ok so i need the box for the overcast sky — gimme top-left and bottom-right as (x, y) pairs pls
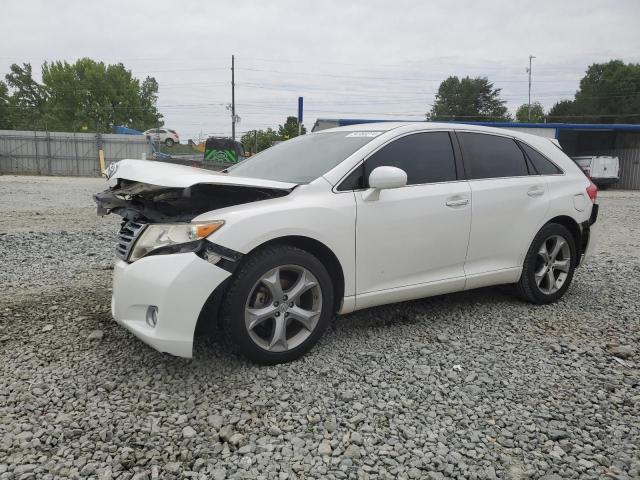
(2, 0), (640, 139)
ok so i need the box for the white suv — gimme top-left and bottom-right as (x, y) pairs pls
(144, 128), (180, 147)
(96, 123), (599, 364)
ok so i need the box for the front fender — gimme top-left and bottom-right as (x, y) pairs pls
(197, 185), (357, 297)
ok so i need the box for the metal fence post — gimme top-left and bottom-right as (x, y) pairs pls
(96, 132), (104, 177)
(45, 131), (52, 175)
(33, 131), (40, 175)
(74, 133), (80, 176)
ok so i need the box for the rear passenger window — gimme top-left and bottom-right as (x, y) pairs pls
(458, 133), (528, 179)
(364, 132), (457, 186)
(519, 142), (562, 175)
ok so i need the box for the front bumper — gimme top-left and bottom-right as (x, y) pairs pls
(111, 252), (230, 358)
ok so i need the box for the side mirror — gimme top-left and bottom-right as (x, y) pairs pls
(364, 166), (407, 200)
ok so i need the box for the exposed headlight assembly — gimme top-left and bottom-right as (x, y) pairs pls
(129, 222), (224, 262)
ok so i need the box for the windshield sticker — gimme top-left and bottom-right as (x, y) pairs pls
(345, 131), (383, 138)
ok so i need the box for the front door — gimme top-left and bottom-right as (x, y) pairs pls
(353, 131), (471, 305)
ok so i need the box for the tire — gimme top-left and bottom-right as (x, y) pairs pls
(164, 138), (175, 147)
(221, 245), (334, 364)
(515, 223), (577, 304)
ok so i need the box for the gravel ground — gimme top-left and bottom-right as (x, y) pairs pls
(0, 175), (638, 480)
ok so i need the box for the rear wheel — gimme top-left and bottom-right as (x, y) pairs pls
(222, 245), (334, 364)
(515, 223), (577, 304)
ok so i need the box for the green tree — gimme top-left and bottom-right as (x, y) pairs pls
(516, 102), (546, 122)
(4, 58), (163, 132)
(547, 100), (575, 123)
(40, 58), (163, 132)
(139, 77), (162, 130)
(548, 60), (640, 123)
(241, 117), (307, 154)
(241, 128), (279, 154)
(4, 63), (47, 129)
(428, 76), (511, 122)
(0, 81), (12, 129)
(277, 116), (306, 140)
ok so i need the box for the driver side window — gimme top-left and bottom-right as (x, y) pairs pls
(337, 131), (458, 191)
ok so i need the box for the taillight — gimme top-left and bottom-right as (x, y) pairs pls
(586, 181), (598, 203)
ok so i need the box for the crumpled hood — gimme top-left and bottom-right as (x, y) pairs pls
(96, 159), (296, 223)
(106, 159), (297, 190)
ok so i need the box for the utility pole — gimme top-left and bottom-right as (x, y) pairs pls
(297, 96), (303, 136)
(527, 55), (536, 121)
(231, 54), (236, 142)
(253, 129), (258, 154)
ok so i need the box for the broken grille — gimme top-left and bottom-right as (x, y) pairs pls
(116, 220), (146, 261)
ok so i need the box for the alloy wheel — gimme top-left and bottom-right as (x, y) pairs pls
(534, 235), (571, 295)
(244, 265), (322, 352)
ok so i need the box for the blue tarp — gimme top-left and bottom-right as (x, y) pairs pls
(114, 126), (143, 135)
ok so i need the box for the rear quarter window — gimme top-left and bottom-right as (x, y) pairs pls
(519, 142), (563, 175)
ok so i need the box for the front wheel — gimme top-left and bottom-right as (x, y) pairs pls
(221, 245), (334, 364)
(515, 223), (577, 304)
(164, 138), (175, 147)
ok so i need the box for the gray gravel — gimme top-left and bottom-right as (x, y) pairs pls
(1, 175), (639, 479)
(0, 176), (118, 298)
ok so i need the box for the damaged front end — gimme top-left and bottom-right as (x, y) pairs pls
(96, 159), (299, 359)
(94, 159), (296, 263)
(94, 178), (291, 223)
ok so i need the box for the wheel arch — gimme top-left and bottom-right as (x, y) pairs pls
(196, 235), (346, 335)
(254, 235), (345, 314)
(544, 215), (583, 258)
(518, 215), (584, 273)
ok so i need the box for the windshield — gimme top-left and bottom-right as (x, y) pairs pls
(227, 132), (381, 183)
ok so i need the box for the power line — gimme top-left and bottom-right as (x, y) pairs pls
(238, 66), (585, 84)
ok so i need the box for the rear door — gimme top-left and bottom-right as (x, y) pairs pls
(591, 157), (606, 178)
(457, 132), (550, 281)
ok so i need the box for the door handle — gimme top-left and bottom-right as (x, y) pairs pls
(527, 186), (545, 197)
(445, 197), (469, 207)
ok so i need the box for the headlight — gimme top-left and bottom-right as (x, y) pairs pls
(129, 221), (224, 262)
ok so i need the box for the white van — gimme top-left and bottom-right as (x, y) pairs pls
(572, 156), (620, 189)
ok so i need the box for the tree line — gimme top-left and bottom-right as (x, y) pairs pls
(0, 58), (162, 132)
(240, 116), (306, 154)
(0, 58), (638, 139)
(428, 60), (640, 124)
